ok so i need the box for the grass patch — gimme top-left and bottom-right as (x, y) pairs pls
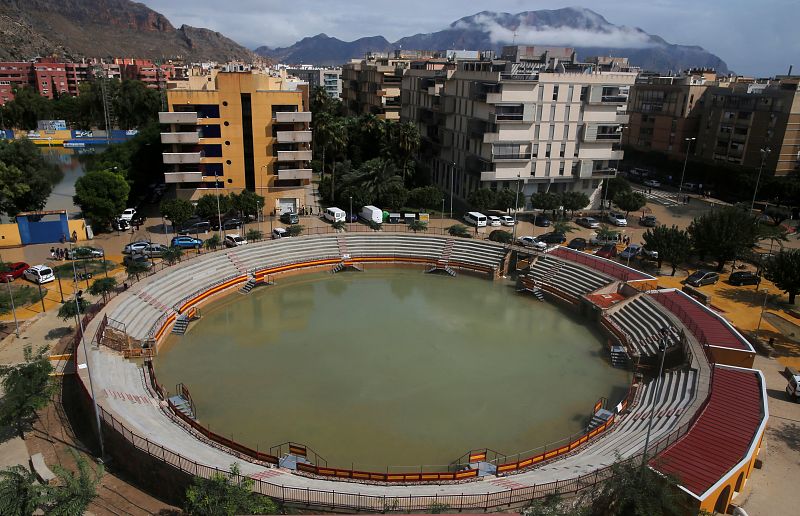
(0, 283), (46, 312)
(52, 259), (116, 278)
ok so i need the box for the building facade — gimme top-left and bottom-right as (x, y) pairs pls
(342, 55), (410, 120)
(402, 46), (635, 208)
(286, 67), (342, 99)
(159, 72), (312, 214)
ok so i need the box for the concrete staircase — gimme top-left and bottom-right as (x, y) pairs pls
(426, 238), (457, 276)
(610, 345), (629, 368)
(518, 276), (545, 301)
(171, 314), (189, 335)
(168, 395), (195, 420)
(588, 408), (614, 430)
(239, 278), (257, 294)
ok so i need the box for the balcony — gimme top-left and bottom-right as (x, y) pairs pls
(276, 130), (312, 143)
(277, 168), (313, 180)
(492, 153), (532, 162)
(164, 171), (203, 183)
(493, 113), (526, 123)
(486, 93), (502, 104)
(274, 111), (312, 123)
(159, 111), (198, 124)
(591, 168), (618, 178)
(615, 113), (630, 124)
(160, 132), (199, 144)
(277, 150), (313, 162)
(163, 152), (202, 164)
(598, 95), (628, 104)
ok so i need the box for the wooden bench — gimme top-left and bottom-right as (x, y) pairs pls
(30, 453), (56, 484)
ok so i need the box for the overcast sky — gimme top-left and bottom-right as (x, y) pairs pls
(140, 0), (796, 77)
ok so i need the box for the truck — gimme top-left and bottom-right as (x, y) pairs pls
(360, 205), (383, 225)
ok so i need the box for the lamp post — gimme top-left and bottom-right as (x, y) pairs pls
(450, 162), (455, 219)
(750, 147), (771, 213)
(754, 289), (769, 342)
(511, 174), (521, 245)
(349, 196), (353, 231)
(4, 278), (19, 337)
(641, 327), (670, 472)
(441, 198), (445, 226)
(70, 243), (105, 459)
(259, 164), (269, 234)
(678, 137), (696, 195)
(213, 171), (223, 241)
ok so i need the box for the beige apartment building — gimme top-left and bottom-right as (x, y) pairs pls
(402, 46), (636, 208)
(342, 54), (411, 120)
(159, 72), (312, 214)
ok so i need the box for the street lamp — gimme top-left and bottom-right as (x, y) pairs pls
(511, 174), (521, 245)
(678, 137), (696, 195)
(450, 162), (455, 219)
(754, 289), (769, 342)
(4, 278), (19, 337)
(349, 196), (353, 231)
(750, 147), (771, 213)
(441, 198), (445, 225)
(213, 171), (223, 241)
(641, 327), (670, 471)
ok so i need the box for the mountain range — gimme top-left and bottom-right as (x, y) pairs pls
(256, 8), (729, 74)
(0, 0), (257, 62)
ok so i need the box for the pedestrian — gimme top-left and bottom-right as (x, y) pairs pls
(50, 247), (55, 259)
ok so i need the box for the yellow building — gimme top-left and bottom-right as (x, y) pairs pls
(159, 72), (312, 214)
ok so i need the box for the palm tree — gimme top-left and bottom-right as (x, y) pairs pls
(0, 465), (46, 516)
(408, 220), (428, 233)
(87, 277), (117, 303)
(396, 122), (420, 180)
(553, 221), (576, 235)
(327, 119), (349, 202)
(161, 246), (184, 265)
(355, 159), (403, 202)
(125, 261), (150, 281)
(448, 224), (471, 238)
(313, 112), (335, 180)
(46, 451), (103, 516)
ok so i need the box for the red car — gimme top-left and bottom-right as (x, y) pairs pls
(1, 262), (30, 282)
(595, 244), (618, 259)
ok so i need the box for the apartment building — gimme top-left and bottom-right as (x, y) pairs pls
(402, 45), (636, 207)
(342, 54), (411, 120)
(624, 73), (712, 158)
(694, 78), (800, 175)
(286, 67), (342, 99)
(159, 72), (312, 214)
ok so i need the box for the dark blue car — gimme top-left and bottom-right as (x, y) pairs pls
(171, 236), (203, 249)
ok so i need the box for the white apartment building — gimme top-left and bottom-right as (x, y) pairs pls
(402, 46), (636, 208)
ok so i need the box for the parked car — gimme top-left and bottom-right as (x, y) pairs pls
(65, 246), (104, 260)
(224, 234), (247, 248)
(486, 215), (502, 227)
(595, 244), (618, 259)
(607, 212), (628, 227)
(643, 179), (661, 188)
(280, 212), (300, 224)
(683, 182), (698, 192)
(639, 215), (657, 227)
(112, 218), (130, 231)
(178, 218), (211, 234)
(123, 241), (152, 254)
(517, 236), (547, 251)
(619, 244), (642, 260)
(728, 271), (761, 286)
(567, 238), (588, 251)
(271, 227), (288, 239)
(641, 247), (659, 261)
(140, 243), (170, 258)
(575, 217), (600, 229)
(212, 218), (243, 231)
(589, 233), (623, 246)
(1, 262), (29, 282)
(686, 270), (720, 287)
(499, 215), (516, 226)
(538, 232), (567, 244)
(533, 214), (551, 227)
(119, 208), (137, 221)
(23, 264), (55, 284)
(170, 236), (203, 249)
(123, 254), (154, 269)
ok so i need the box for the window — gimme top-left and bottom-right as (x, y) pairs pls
(536, 104), (543, 120)
(580, 86), (588, 101)
(552, 85), (559, 101)
(545, 144), (551, 158)
(559, 144), (565, 157)
(534, 124), (540, 140)
(559, 162), (565, 176)
(549, 124), (555, 139)
(550, 105), (556, 121)
(568, 85), (574, 102)
(565, 105), (571, 121)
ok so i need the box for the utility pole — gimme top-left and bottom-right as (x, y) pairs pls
(750, 148), (771, 213)
(678, 137), (696, 194)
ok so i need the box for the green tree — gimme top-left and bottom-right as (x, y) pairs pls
(529, 192), (561, 218)
(493, 188), (526, 211)
(73, 169), (131, 229)
(613, 191), (647, 217)
(112, 79), (161, 129)
(489, 229), (513, 243)
(561, 191), (590, 217)
(553, 220), (576, 235)
(196, 194), (232, 221)
(204, 234), (221, 250)
(245, 229), (263, 242)
(0, 162), (32, 217)
(160, 198), (195, 233)
(185, 463), (278, 516)
(0, 138), (61, 216)
(0, 87), (53, 129)
(448, 224), (470, 238)
(57, 297), (91, 321)
(408, 186), (443, 210)
(380, 183), (409, 211)
(642, 225), (692, 275)
(286, 224), (304, 237)
(0, 345), (54, 437)
(0, 465), (46, 516)
(688, 207), (760, 272)
(125, 261), (150, 281)
(602, 176), (632, 203)
(46, 450), (103, 516)
(231, 190), (264, 221)
(764, 250), (800, 304)
(467, 188), (496, 212)
(161, 246), (184, 265)
(395, 122), (420, 179)
(87, 277), (117, 303)
(595, 224), (620, 243)
(408, 220), (428, 233)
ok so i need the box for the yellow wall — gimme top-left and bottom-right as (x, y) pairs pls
(698, 433), (765, 513)
(67, 220), (87, 242)
(709, 347), (756, 368)
(0, 223), (22, 247)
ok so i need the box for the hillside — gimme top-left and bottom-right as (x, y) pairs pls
(0, 0), (257, 62)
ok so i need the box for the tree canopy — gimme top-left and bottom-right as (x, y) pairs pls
(0, 345), (55, 436)
(73, 169), (130, 229)
(530, 192), (561, 214)
(160, 198), (195, 229)
(0, 138), (62, 216)
(561, 191), (590, 216)
(764, 249), (800, 304)
(467, 188), (495, 212)
(642, 225), (692, 275)
(185, 463), (279, 516)
(688, 207), (760, 271)
(613, 191), (647, 216)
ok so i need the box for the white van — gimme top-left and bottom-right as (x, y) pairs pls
(464, 211), (487, 227)
(324, 207), (346, 223)
(360, 205), (383, 224)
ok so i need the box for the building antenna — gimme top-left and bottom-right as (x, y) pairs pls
(512, 29), (518, 45)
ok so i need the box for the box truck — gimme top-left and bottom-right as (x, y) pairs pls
(360, 205), (383, 224)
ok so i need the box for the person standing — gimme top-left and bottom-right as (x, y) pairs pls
(50, 247), (55, 260)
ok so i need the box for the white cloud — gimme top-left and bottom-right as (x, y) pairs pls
(454, 13), (658, 49)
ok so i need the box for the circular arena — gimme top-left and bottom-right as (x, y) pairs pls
(76, 233), (768, 514)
